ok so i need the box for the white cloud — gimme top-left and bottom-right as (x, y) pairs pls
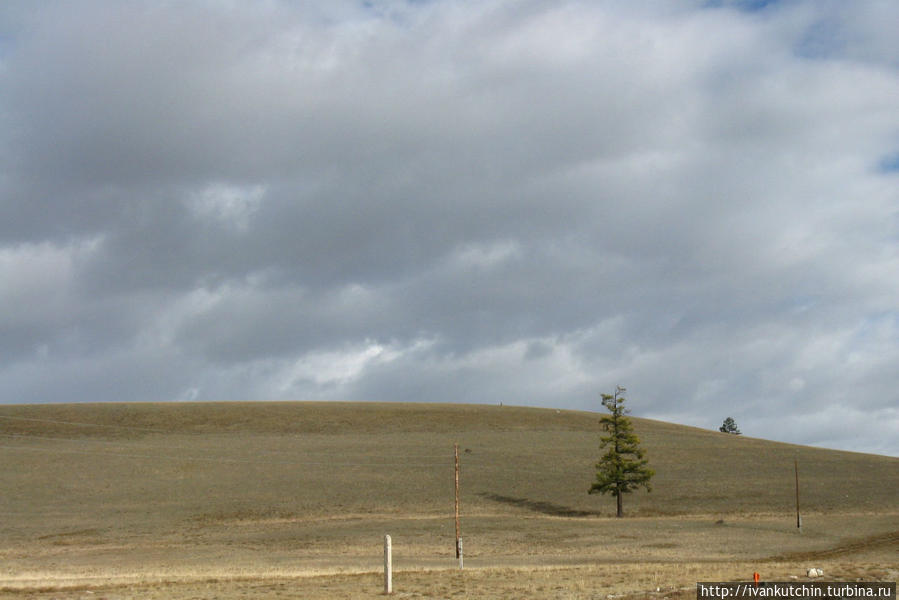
(188, 182), (267, 232)
(449, 240), (522, 271)
(0, 237), (100, 327)
(272, 338), (429, 396)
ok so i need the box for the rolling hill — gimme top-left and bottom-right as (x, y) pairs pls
(0, 402), (895, 598)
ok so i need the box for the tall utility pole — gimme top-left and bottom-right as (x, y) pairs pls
(454, 443), (462, 568)
(795, 458), (802, 532)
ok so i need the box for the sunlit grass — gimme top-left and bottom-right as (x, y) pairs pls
(0, 402), (895, 598)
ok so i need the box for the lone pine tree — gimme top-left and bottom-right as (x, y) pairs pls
(589, 386), (654, 517)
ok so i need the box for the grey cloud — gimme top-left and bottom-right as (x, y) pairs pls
(1, 0), (897, 455)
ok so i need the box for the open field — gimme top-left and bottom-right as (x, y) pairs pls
(0, 402), (896, 599)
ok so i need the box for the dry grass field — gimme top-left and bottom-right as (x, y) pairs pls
(0, 402), (896, 599)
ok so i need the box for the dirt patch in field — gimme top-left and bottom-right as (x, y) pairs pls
(770, 530), (899, 561)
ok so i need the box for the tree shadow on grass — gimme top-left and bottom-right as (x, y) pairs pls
(478, 492), (604, 518)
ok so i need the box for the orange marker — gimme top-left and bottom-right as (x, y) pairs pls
(754, 573), (760, 586)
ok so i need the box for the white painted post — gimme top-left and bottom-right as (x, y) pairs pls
(457, 537), (463, 570)
(384, 534), (393, 594)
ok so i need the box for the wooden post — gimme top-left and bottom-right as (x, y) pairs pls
(384, 534), (392, 594)
(794, 459), (802, 532)
(454, 443), (462, 569)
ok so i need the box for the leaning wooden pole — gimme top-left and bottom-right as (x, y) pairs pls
(795, 458), (802, 532)
(454, 442), (462, 568)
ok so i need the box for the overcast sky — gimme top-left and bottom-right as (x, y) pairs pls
(1, 1), (897, 456)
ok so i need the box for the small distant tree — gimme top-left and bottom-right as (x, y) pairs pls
(589, 386), (654, 518)
(719, 417), (741, 435)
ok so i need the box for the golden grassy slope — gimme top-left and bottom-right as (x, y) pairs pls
(0, 402), (895, 599)
(1, 401), (894, 517)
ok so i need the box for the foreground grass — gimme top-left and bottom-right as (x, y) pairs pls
(3, 558), (897, 600)
(0, 402), (896, 599)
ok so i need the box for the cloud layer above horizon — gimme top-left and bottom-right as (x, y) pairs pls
(1, 0), (897, 455)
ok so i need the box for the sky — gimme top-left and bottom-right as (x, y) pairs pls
(0, 0), (897, 456)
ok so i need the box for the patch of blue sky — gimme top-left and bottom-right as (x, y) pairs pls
(851, 312), (899, 347)
(878, 153), (899, 174)
(794, 18), (846, 60)
(703, 1), (848, 61)
(702, 0), (783, 12)
(733, 0), (781, 12)
(358, 0), (427, 26)
(360, 0), (434, 13)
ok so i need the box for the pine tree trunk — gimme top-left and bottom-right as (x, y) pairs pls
(616, 491), (623, 518)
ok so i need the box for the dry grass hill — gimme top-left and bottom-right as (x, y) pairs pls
(0, 402), (896, 599)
